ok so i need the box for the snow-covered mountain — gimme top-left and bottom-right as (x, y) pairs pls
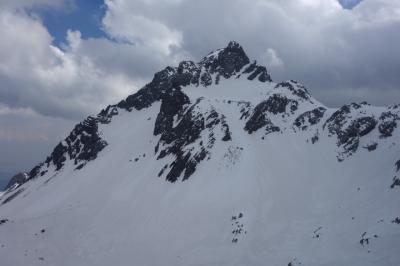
(0, 41), (399, 266)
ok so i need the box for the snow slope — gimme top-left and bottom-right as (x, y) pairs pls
(0, 42), (399, 266)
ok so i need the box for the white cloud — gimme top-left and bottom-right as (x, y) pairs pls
(351, 0), (400, 29)
(0, 104), (36, 117)
(0, 0), (193, 120)
(262, 48), (284, 68)
(102, 2), (183, 55)
(0, 9), (140, 119)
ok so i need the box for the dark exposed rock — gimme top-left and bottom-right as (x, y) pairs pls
(222, 126), (232, 141)
(392, 217), (400, 224)
(154, 88), (231, 182)
(311, 130), (319, 144)
(200, 41), (250, 79)
(263, 94), (298, 115)
(230, 212), (246, 244)
(28, 164), (43, 181)
(379, 111), (398, 138)
(244, 94), (297, 134)
(153, 87), (190, 136)
(44, 116), (108, 172)
(244, 109), (280, 134)
(40, 170), (47, 176)
(324, 104), (377, 159)
(324, 105), (352, 135)
(200, 72), (212, 87)
(349, 117), (377, 138)
(379, 121), (397, 137)
(242, 60), (256, 73)
(360, 232), (370, 246)
(118, 66), (176, 111)
(339, 117), (376, 158)
(98, 105), (119, 124)
(396, 160), (400, 172)
(75, 164), (85, 170)
(181, 149), (208, 181)
(243, 61), (272, 82)
(275, 81), (310, 100)
(313, 226), (323, 239)
(0, 219), (8, 225)
(364, 143), (378, 152)
(360, 238), (369, 246)
(2, 188), (24, 205)
(17, 115), (109, 191)
(205, 111), (232, 142)
(264, 123), (281, 135)
(250, 66), (270, 82)
(157, 164), (168, 178)
(46, 142), (68, 171)
(4, 173), (28, 190)
(68, 117), (108, 165)
(165, 152), (192, 182)
(294, 107), (326, 131)
(244, 108), (270, 134)
(116, 42), (255, 113)
(391, 176), (400, 189)
(175, 61), (201, 86)
(155, 95), (203, 149)
(238, 102), (252, 120)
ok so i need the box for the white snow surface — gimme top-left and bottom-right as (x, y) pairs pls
(0, 74), (399, 266)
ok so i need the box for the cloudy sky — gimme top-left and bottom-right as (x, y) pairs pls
(0, 0), (399, 178)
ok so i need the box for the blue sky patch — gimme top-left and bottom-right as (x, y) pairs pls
(338, 0), (363, 10)
(31, 0), (107, 46)
(29, 0), (364, 47)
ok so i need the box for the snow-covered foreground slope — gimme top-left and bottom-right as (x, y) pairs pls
(0, 42), (399, 266)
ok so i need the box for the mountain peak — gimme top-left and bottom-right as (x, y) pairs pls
(226, 40), (244, 51)
(200, 41), (250, 78)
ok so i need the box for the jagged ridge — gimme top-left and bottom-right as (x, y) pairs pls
(3, 41), (400, 191)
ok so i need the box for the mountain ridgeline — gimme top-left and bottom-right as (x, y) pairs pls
(8, 41), (399, 189)
(0, 42), (399, 266)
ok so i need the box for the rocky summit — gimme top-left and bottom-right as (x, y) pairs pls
(0, 42), (399, 266)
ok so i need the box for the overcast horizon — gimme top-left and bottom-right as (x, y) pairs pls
(1, 0), (399, 177)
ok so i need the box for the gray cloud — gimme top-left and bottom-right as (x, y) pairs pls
(0, 105), (75, 173)
(102, 0), (399, 107)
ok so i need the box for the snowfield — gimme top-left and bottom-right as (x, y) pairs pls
(0, 42), (399, 266)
